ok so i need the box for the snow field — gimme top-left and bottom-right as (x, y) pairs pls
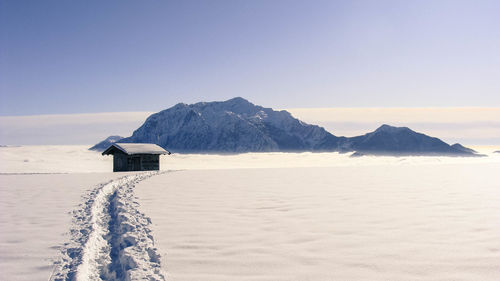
(135, 165), (500, 281)
(2, 145), (500, 174)
(50, 172), (165, 281)
(0, 173), (122, 280)
(2, 145), (500, 280)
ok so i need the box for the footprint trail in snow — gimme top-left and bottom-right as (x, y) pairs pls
(50, 171), (166, 281)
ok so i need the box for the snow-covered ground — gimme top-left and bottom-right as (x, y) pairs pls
(0, 172), (122, 280)
(0, 145), (112, 173)
(2, 145), (500, 174)
(136, 165), (500, 281)
(50, 172), (165, 281)
(1, 145), (500, 280)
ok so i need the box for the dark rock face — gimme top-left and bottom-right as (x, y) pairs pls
(94, 98), (479, 156)
(345, 124), (476, 156)
(120, 97), (342, 153)
(89, 135), (124, 152)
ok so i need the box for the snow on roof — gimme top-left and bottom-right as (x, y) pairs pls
(102, 143), (170, 155)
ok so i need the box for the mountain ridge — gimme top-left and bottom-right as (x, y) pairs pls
(91, 98), (478, 156)
(118, 97), (343, 153)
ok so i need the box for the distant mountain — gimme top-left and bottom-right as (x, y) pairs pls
(451, 143), (477, 154)
(119, 97), (343, 153)
(92, 98), (479, 157)
(89, 135), (124, 152)
(346, 124), (477, 156)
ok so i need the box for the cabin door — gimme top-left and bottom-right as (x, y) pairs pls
(132, 156), (141, 170)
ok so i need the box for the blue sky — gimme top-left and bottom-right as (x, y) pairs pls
(1, 0), (500, 115)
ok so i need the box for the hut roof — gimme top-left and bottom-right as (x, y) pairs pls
(102, 143), (170, 155)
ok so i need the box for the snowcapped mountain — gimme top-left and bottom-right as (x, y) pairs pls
(119, 97), (343, 153)
(94, 98), (478, 156)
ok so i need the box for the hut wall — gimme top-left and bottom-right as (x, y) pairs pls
(112, 153), (160, 172)
(139, 154), (160, 171)
(113, 152), (130, 172)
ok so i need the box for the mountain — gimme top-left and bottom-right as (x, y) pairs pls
(89, 135), (124, 152)
(119, 97), (343, 153)
(346, 124), (477, 156)
(92, 98), (478, 156)
(451, 143), (477, 154)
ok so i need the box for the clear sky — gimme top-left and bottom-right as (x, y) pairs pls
(1, 0), (500, 115)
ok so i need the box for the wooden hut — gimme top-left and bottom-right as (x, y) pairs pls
(102, 143), (170, 172)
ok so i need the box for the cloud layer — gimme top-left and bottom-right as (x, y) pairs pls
(288, 108), (500, 145)
(0, 112), (152, 145)
(1, 108), (499, 145)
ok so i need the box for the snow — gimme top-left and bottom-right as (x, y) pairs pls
(50, 172), (165, 281)
(104, 143), (169, 155)
(0, 145), (112, 173)
(1, 145), (500, 280)
(2, 145), (498, 174)
(0, 173), (123, 280)
(136, 166), (500, 281)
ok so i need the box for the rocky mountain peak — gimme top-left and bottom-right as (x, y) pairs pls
(92, 98), (479, 156)
(374, 124), (412, 134)
(118, 98), (341, 153)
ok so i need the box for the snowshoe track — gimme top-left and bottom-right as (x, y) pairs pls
(50, 172), (166, 281)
